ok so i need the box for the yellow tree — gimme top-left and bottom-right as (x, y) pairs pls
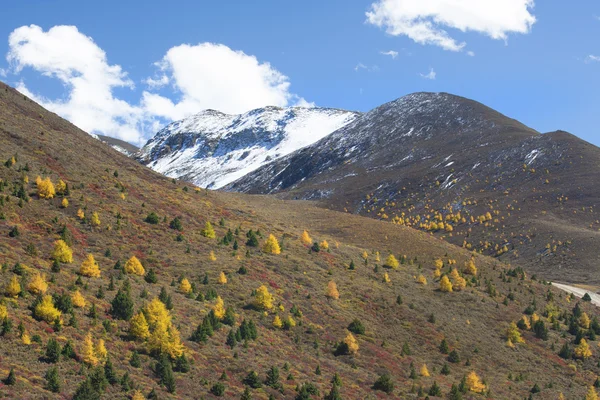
(35, 295), (61, 323)
(129, 311), (151, 340)
(327, 281), (340, 300)
(417, 275), (427, 285)
(80, 254), (101, 277)
(301, 230), (312, 245)
(144, 298), (172, 331)
(96, 339), (108, 364)
(131, 390), (145, 400)
(52, 240), (73, 263)
(506, 322), (525, 346)
(147, 323), (184, 358)
(255, 285), (274, 310)
(28, 272), (48, 295)
(72, 290), (86, 308)
(273, 315), (283, 328)
(179, 278), (192, 294)
(440, 275), (453, 292)
(201, 221), (216, 238)
(586, 386), (599, 400)
(5, 275), (21, 298)
(213, 296), (226, 319)
(320, 240), (329, 250)
(575, 338), (592, 359)
(383, 272), (391, 283)
(218, 272), (228, 285)
(344, 332), (359, 354)
(37, 177), (56, 199)
(466, 371), (486, 393)
(286, 315), (296, 328)
(0, 304), (7, 320)
(580, 312), (591, 329)
(420, 364), (430, 377)
(434, 259), (444, 269)
(263, 234), (281, 254)
(82, 332), (98, 366)
(209, 251), (217, 261)
(384, 254), (400, 269)
(450, 269), (466, 291)
(77, 209), (85, 220)
(124, 256), (145, 275)
(464, 259), (478, 276)
(90, 212), (101, 227)
(61, 198), (69, 208)
(55, 179), (67, 195)
(22, 331), (31, 345)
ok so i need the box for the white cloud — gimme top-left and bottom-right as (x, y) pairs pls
(366, 0), (536, 52)
(585, 55), (600, 63)
(4, 25), (309, 144)
(420, 67), (436, 80)
(354, 63), (379, 72)
(380, 50), (399, 59)
(141, 43), (309, 120)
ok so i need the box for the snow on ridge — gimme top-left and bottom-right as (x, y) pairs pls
(140, 106), (361, 189)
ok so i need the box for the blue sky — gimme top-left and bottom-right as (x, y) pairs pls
(1, 0), (599, 147)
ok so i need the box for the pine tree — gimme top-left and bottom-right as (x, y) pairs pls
(384, 254), (400, 269)
(80, 254), (101, 277)
(104, 358), (118, 385)
(200, 221), (216, 238)
(244, 370), (262, 388)
(45, 366), (60, 392)
(440, 275), (453, 292)
(327, 281), (340, 300)
(45, 338), (61, 363)
(28, 272), (48, 295)
(301, 230), (312, 245)
(110, 283), (134, 320)
(4, 367), (16, 385)
(130, 311), (151, 340)
(124, 256), (145, 275)
(372, 373), (394, 394)
(254, 285), (274, 310)
(155, 354), (176, 393)
(439, 338), (449, 354)
(241, 387), (253, 400)
(265, 366), (280, 388)
(262, 234), (281, 254)
(52, 239), (73, 263)
(145, 268), (158, 283)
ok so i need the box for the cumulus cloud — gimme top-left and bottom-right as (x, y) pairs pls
(366, 0), (536, 52)
(4, 25), (309, 144)
(141, 43), (309, 120)
(420, 68), (436, 80)
(380, 50), (399, 59)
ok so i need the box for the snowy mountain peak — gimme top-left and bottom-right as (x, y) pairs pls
(137, 106), (361, 189)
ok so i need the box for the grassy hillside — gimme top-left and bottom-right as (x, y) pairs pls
(1, 81), (600, 399)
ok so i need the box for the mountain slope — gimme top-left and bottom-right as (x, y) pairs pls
(136, 106), (360, 189)
(96, 134), (139, 156)
(226, 93), (600, 283)
(2, 81), (600, 399)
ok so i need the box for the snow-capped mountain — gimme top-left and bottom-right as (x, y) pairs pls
(136, 106), (360, 189)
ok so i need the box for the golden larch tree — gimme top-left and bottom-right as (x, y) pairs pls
(72, 290), (86, 308)
(82, 332), (99, 366)
(208, 251), (217, 261)
(218, 272), (228, 285)
(416, 275), (427, 285)
(144, 298), (172, 331)
(61, 198), (69, 208)
(439, 275), (453, 292)
(575, 338), (592, 359)
(77, 209), (85, 220)
(213, 296), (226, 319)
(52, 240), (73, 263)
(420, 364), (430, 377)
(384, 254), (400, 269)
(301, 230), (312, 245)
(129, 311), (151, 340)
(273, 315), (283, 329)
(466, 371), (486, 393)
(35, 295), (61, 323)
(255, 285), (274, 310)
(179, 278), (192, 294)
(327, 281), (340, 299)
(580, 312), (591, 329)
(344, 332), (359, 354)
(383, 272), (391, 283)
(464, 259), (477, 276)
(55, 179), (67, 195)
(263, 234), (281, 254)
(506, 322), (524, 346)
(586, 386), (599, 400)
(37, 177), (56, 199)
(5, 275), (21, 298)
(0, 304), (7, 320)
(80, 254), (101, 277)
(320, 240), (329, 250)
(90, 212), (101, 227)
(27, 272), (48, 295)
(124, 256), (145, 275)
(201, 221), (216, 238)
(95, 339), (107, 364)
